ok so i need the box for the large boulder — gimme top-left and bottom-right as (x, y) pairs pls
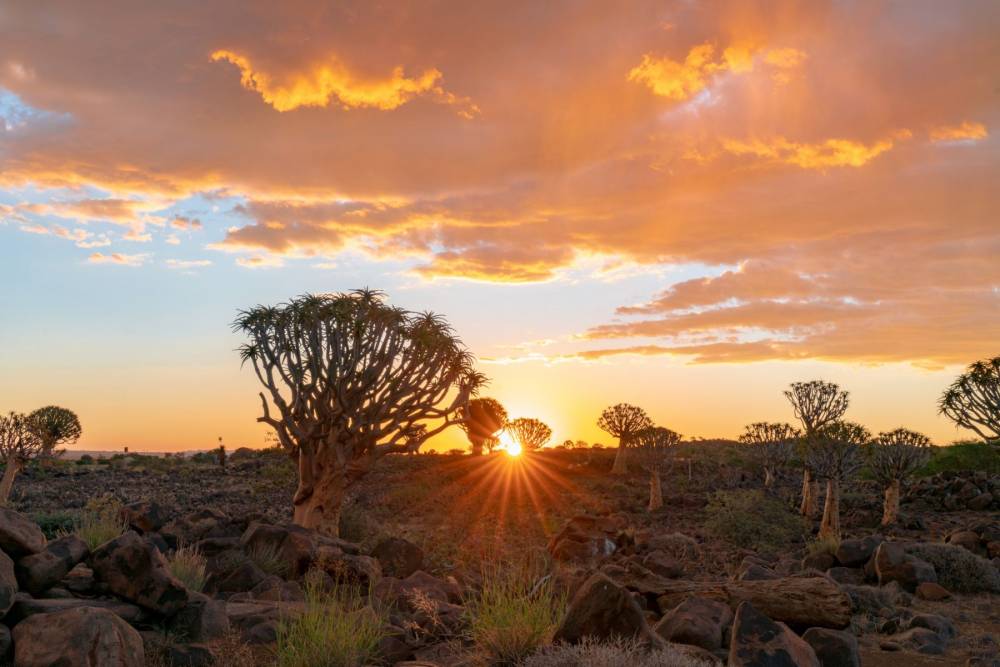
(553, 572), (648, 643)
(653, 596), (733, 651)
(90, 532), (188, 615)
(13, 606), (144, 666)
(161, 508), (235, 548)
(16, 535), (89, 594)
(205, 557), (268, 594)
(874, 542), (936, 592)
(240, 522), (317, 577)
(802, 627), (860, 667)
(371, 537), (424, 579)
(0, 508), (45, 558)
(120, 501), (168, 534)
(7, 596), (146, 625)
(373, 570), (462, 612)
(729, 601), (820, 667)
(835, 536), (883, 568)
(0, 549), (17, 617)
(168, 592), (230, 642)
(547, 515), (621, 564)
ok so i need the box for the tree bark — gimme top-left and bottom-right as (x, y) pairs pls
(881, 479), (900, 526)
(0, 461), (21, 504)
(292, 460), (346, 538)
(470, 439), (484, 456)
(764, 468), (774, 488)
(819, 479), (841, 541)
(800, 469), (819, 517)
(648, 471), (663, 511)
(611, 438), (628, 474)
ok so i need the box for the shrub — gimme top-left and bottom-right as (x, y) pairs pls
(524, 637), (714, 667)
(917, 441), (1000, 476)
(70, 494), (127, 550)
(169, 544), (207, 592)
(905, 543), (1000, 593)
(76, 454), (94, 465)
(275, 580), (386, 667)
(246, 542), (291, 578)
(704, 489), (807, 552)
(466, 564), (566, 666)
(31, 511), (76, 539)
(806, 534), (841, 557)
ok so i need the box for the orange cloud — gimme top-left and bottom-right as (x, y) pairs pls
(721, 132), (908, 169)
(87, 252), (147, 266)
(235, 255), (284, 269)
(930, 121), (988, 142)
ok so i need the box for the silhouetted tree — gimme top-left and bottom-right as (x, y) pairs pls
(738, 422), (799, 488)
(461, 397), (508, 455)
(784, 381), (849, 518)
(404, 424), (429, 455)
(939, 356), (1000, 444)
(507, 418), (551, 452)
(235, 290), (485, 537)
(633, 426), (681, 510)
(0, 412), (44, 503)
(27, 406), (81, 460)
(808, 421), (869, 541)
(597, 403), (653, 474)
(864, 428), (933, 526)
(217, 437), (226, 470)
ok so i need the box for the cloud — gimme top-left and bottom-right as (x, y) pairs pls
(170, 216), (203, 230)
(930, 121), (988, 143)
(720, 132), (909, 169)
(235, 255), (284, 269)
(165, 259), (212, 269)
(87, 252), (147, 266)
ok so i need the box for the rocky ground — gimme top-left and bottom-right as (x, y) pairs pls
(0, 445), (996, 666)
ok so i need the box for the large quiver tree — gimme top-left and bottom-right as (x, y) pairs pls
(808, 421), (868, 541)
(461, 397), (508, 455)
(507, 417), (551, 453)
(939, 356), (1000, 445)
(28, 406), (81, 460)
(633, 426), (681, 510)
(784, 381), (849, 517)
(864, 428), (933, 526)
(597, 403), (653, 474)
(0, 412), (44, 503)
(738, 422), (798, 488)
(235, 290), (486, 537)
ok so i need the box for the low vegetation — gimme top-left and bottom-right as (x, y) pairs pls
(905, 543), (1000, 593)
(70, 494), (127, 550)
(524, 637), (714, 667)
(704, 489), (807, 552)
(168, 544), (207, 592)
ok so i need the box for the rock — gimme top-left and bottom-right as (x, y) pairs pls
(835, 536), (883, 568)
(240, 522), (317, 577)
(161, 508), (233, 548)
(802, 552), (837, 572)
(0, 508), (45, 558)
(907, 613), (956, 640)
(553, 572), (649, 643)
(13, 606), (144, 666)
(193, 536), (240, 557)
(205, 556), (267, 594)
(947, 530), (984, 555)
(653, 596), (733, 651)
(7, 596), (146, 625)
(643, 550), (685, 579)
(378, 630), (413, 664)
(739, 563), (780, 581)
(826, 567), (864, 586)
(729, 601), (820, 667)
(373, 571), (462, 611)
(874, 542), (937, 592)
(248, 576), (305, 602)
(166, 643), (215, 666)
(168, 592), (230, 642)
(916, 582), (951, 601)
(371, 536), (424, 578)
(547, 515), (619, 564)
(0, 549), (17, 617)
(64, 563), (96, 594)
(242, 619), (278, 644)
(121, 500), (168, 534)
(15, 535), (89, 594)
(968, 493), (994, 511)
(889, 627), (946, 655)
(802, 627), (860, 667)
(0, 624), (10, 661)
(90, 531), (188, 615)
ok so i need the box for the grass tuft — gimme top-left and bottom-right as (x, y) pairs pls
(525, 637), (715, 667)
(66, 494), (128, 551)
(246, 541), (291, 578)
(168, 544), (207, 592)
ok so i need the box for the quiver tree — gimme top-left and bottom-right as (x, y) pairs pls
(784, 381), (849, 517)
(633, 426), (681, 510)
(506, 417), (551, 453)
(461, 397), (508, 455)
(597, 403), (653, 474)
(738, 422), (798, 488)
(27, 406), (81, 460)
(0, 412), (44, 503)
(404, 424), (428, 455)
(807, 421), (869, 541)
(864, 428), (933, 526)
(939, 356), (1000, 444)
(235, 290), (486, 537)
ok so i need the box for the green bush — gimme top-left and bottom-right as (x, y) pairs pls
(917, 441), (1000, 476)
(76, 454), (94, 465)
(69, 494), (128, 551)
(704, 489), (807, 552)
(525, 637), (714, 667)
(32, 512), (76, 539)
(905, 543), (1000, 593)
(168, 544), (207, 592)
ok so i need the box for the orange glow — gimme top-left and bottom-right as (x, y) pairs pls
(499, 430), (522, 457)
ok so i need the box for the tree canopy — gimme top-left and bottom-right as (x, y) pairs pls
(939, 356), (1000, 443)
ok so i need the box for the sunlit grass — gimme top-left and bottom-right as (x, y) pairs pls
(168, 544), (207, 592)
(63, 494), (128, 551)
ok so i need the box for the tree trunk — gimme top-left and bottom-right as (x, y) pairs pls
(471, 439), (484, 456)
(292, 458), (346, 538)
(882, 479), (900, 526)
(0, 461), (21, 504)
(611, 438), (628, 474)
(819, 479), (840, 541)
(800, 469), (819, 517)
(764, 468), (774, 488)
(648, 471), (663, 511)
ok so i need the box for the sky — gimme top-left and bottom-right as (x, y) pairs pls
(0, 1), (997, 451)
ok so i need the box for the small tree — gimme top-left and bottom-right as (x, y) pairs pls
(27, 406), (81, 460)
(0, 412), (44, 503)
(808, 421), (869, 541)
(597, 403), (653, 474)
(738, 422), (798, 488)
(507, 418), (551, 452)
(784, 381), (849, 517)
(864, 428), (933, 526)
(939, 356), (1000, 444)
(404, 424), (428, 455)
(235, 290), (485, 537)
(633, 426), (681, 510)
(461, 397), (508, 455)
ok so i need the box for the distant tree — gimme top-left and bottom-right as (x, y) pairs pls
(784, 381), (849, 518)
(27, 406), (81, 460)
(597, 403), (653, 474)
(507, 418), (552, 452)
(0, 412), (44, 503)
(217, 437), (227, 470)
(235, 290), (485, 537)
(633, 426), (682, 510)
(808, 421), (869, 541)
(461, 397), (508, 455)
(738, 422), (799, 488)
(864, 428), (933, 526)
(404, 424), (428, 455)
(939, 356), (1000, 445)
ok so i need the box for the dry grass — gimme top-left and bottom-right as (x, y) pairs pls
(524, 637), (715, 667)
(168, 544), (207, 592)
(65, 494), (128, 551)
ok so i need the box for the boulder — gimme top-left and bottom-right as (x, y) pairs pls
(166, 643), (215, 666)
(373, 570), (462, 612)
(887, 627), (946, 655)
(826, 567), (864, 586)
(168, 592), (230, 642)
(947, 530), (984, 555)
(802, 627), (860, 667)
(371, 536), (424, 578)
(729, 601), (820, 667)
(15, 534), (89, 594)
(240, 522), (316, 577)
(739, 563), (780, 582)
(7, 596), (146, 625)
(915, 582), (951, 601)
(90, 531), (188, 615)
(161, 508), (234, 548)
(205, 557), (267, 594)
(13, 606), (144, 666)
(653, 596), (733, 651)
(802, 552), (836, 572)
(835, 536), (883, 568)
(967, 493), (994, 511)
(0, 624), (9, 661)
(0, 508), (45, 558)
(120, 501), (168, 534)
(547, 515), (619, 564)
(643, 550), (685, 579)
(0, 549), (17, 617)
(874, 542), (937, 592)
(553, 572), (649, 643)
(907, 613), (956, 640)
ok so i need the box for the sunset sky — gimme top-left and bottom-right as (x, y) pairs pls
(1, 1), (997, 451)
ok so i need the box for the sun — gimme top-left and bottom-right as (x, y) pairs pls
(498, 430), (522, 457)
